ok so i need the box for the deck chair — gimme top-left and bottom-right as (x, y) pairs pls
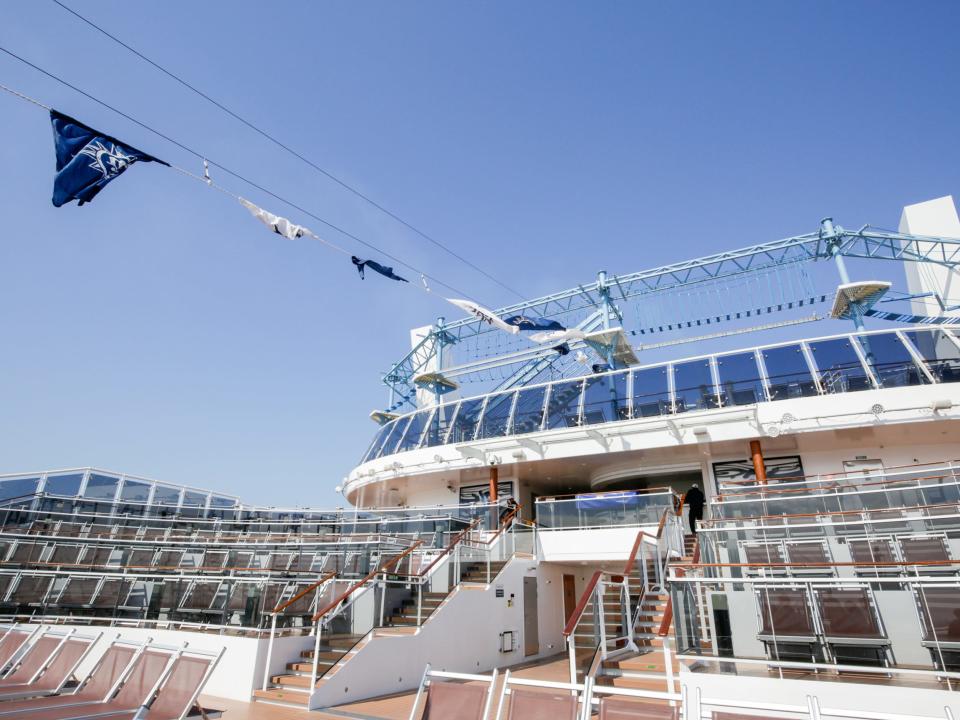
(0, 631), (99, 701)
(0, 631), (70, 693)
(3, 647), (175, 720)
(586, 682), (683, 720)
(408, 664), (498, 720)
(0, 627), (37, 676)
(102, 648), (222, 720)
(494, 671), (582, 720)
(0, 641), (141, 716)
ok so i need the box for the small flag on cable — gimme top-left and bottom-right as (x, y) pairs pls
(351, 256), (408, 283)
(49, 110), (168, 207)
(239, 197), (313, 240)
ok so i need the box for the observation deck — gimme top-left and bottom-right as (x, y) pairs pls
(348, 326), (960, 504)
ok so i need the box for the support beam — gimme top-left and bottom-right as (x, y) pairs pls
(750, 440), (767, 485)
(489, 465), (499, 503)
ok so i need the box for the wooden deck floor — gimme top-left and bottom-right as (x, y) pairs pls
(199, 653), (572, 719)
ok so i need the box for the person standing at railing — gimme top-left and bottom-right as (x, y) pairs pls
(499, 497), (518, 525)
(685, 483), (705, 534)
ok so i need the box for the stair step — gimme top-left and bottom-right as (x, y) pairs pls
(272, 674), (314, 688)
(252, 688), (311, 706)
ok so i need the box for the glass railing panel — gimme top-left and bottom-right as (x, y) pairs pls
(631, 365), (671, 418)
(808, 337), (872, 393)
(0, 476), (40, 502)
(476, 392), (515, 439)
(448, 397), (483, 444)
(902, 329), (960, 384)
(544, 379), (585, 430)
(512, 385), (547, 435)
(395, 409), (432, 453)
(716, 351), (765, 407)
(761, 343), (819, 400)
(84, 473), (119, 501)
(42, 473), (83, 497)
(857, 332), (928, 388)
(379, 415), (411, 457)
(582, 373), (628, 425)
(421, 402), (459, 448)
(535, 491), (674, 529)
(362, 420), (396, 463)
(673, 359), (718, 413)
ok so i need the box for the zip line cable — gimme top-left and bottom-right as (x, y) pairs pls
(0, 45), (478, 300)
(50, 0), (526, 302)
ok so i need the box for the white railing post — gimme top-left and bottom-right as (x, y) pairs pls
(597, 581), (608, 658)
(663, 634), (675, 701)
(568, 636), (578, 685)
(416, 581), (423, 626)
(310, 620), (323, 688)
(379, 574), (386, 627)
(261, 613), (277, 691)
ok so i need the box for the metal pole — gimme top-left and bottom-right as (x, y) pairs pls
(310, 621), (323, 688)
(261, 613), (277, 691)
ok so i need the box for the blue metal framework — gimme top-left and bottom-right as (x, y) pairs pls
(379, 221), (960, 414)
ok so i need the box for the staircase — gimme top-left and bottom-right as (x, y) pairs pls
(252, 559), (509, 708)
(594, 533), (697, 694)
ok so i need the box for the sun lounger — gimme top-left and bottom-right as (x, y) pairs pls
(408, 665), (498, 720)
(0, 630), (99, 701)
(493, 671), (583, 720)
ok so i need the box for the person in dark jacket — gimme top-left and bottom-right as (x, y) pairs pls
(685, 483), (706, 534)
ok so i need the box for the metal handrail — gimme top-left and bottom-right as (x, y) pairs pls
(562, 570), (603, 637)
(702, 498), (960, 527)
(716, 470), (959, 501)
(392, 518), (483, 579)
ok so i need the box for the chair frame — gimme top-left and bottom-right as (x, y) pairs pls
(408, 663), (498, 720)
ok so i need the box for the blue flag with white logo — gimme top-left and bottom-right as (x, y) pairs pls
(504, 315), (566, 332)
(49, 110), (168, 207)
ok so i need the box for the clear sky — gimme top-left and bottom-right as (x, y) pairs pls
(0, 1), (958, 507)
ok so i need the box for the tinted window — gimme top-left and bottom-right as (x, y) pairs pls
(422, 403), (459, 448)
(673, 359), (717, 413)
(84, 473), (119, 500)
(448, 398), (484, 444)
(716, 351), (764, 407)
(582, 373), (628, 425)
(808, 338), (872, 393)
(545, 380), (584, 429)
(762, 344), (818, 400)
(380, 415), (411, 456)
(858, 333), (926, 388)
(512, 386), (547, 435)
(902, 330), (960, 383)
(43, 473), (83, 497)
(395, 409), (432, 453)
(119, 480), (150, 502)
(0, 477), (39, 502)
(631, 365), (671, 418)
(477, 392), (516, 439)
(362, 421), (396, 463)
(153, 486), (181, 507)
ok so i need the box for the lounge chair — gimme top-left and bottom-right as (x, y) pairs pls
(0, 630), (99, 701)
(408, 665), (498, 720)
(493, 671), (583, 720)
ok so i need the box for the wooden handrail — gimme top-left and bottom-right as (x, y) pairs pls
(718, 471), (955, 501)
(562, 570), (603, 637)
(622, 507), (673, 575)
(672, 557), (960, 570)
(701, 499), (960, 527)
(311, 540), (424, 622)
(272, 572), (335, 614)
(401, 518), (482, 579)
(657, 598), (673, 637)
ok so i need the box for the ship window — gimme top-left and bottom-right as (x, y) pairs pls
(395, 409), (432, 453)
(119, 480), (150, 503)
(512, 386), (547, 435)
(152, 485), (181, 510)
(0, 477), (39, 502)
(630, 365), (671, 418)
(477, 392), (515, 439)
(716, 351), (765, 407)
(902, 329), (960, 383)
(422, 402), (459, 448)
(448, 398), (484, 444)
(582, 373), (628, 425)
(762, 344), (818, 400)
(858, 333), (927, 388)
(83, 473), (119, 500)
(673, 359), (718, 413)
(362, 421), (395, 463)
(43, 473), (83, 497)
(808, 338), (872, 393)
(380, 415), (411, 457)
(544, 379), (585, 429)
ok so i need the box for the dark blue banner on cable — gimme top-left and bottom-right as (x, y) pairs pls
(49, 110), (168, 207)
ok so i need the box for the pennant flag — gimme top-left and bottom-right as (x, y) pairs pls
(504, 315), (566, 332)
(529, 328), (586, 344)
(239, 198), (311, 240)
(352, 256), (408, 283)
(50, 110), (168, 207)
(446, 298), (519, 335)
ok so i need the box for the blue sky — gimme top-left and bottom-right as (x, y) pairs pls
(0, 1), (957, 506)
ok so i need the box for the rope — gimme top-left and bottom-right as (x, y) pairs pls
(0, 82), (50, 110)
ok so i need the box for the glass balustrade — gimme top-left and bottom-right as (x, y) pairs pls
(362, 328), (960, 462)
(535, 489), (676, 529)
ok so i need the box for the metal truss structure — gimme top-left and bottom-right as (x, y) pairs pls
(377, 220), (960, 414)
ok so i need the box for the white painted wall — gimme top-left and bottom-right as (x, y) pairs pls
(537, 526), (659, 562)
(24, 622), (312, 702)
(309, 555), (564, 708)
(900, 196), (960, 318)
